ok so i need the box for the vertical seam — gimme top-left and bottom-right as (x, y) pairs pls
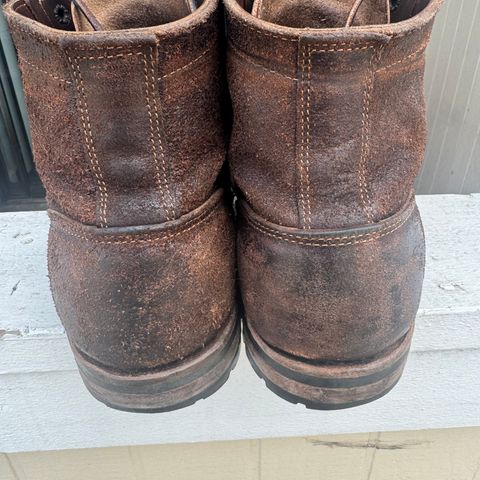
(68, 54), (108, 228)
(299, 45), (312, 230)
(149, 48), (176, 220)
(305, 46), (313, 229)
(299, 45), (307, 228)
(143, 47), (175, 221)
(359, 45), (384, 223)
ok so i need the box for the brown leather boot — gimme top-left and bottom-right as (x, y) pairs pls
(5, 0), (239, 412)
(225, 0), (443, 409)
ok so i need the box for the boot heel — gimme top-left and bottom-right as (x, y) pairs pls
(74, 314), (240, 413)
(244, 320), (413, 410)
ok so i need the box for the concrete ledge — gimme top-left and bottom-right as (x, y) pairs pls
(0, 194), (479, 453)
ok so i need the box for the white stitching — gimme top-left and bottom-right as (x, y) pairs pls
(377, 44), (426, 72)
(142, 48), (175, 221)
(312, 44), (375, 52)
(229, 43), (297, 81)
(228, 42), (377, 83)
(246, 202), (415, 247)
(299, 43), (375, 229)
(235, 17), (298, 43)
(73, 52), (144, 60)
(52, 197), (220, 245)
(248, 211), (411, 247)
(160, 47), (212, 79)
(299, 46), (309, 229)
(305, 47), (313, 229)
(358, 45), (385, 223)
(148, 47), (175, 220)
(359, 49), (377, 222)
(68, 54), (108, 227)
(19, 56), (72, 84)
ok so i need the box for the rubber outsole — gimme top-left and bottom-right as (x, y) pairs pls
(244, 319), (413, 410)
(73, 310), (240, 413)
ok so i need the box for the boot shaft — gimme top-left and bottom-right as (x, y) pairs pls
(230, 0), (443, 409)
(226, 0), (443, 229)
(5, 0), (226, 228)
(4, 0), (239, 412)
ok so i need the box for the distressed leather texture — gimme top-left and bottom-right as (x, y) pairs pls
(226, 0), (443, 362)
(5, 0), (235, 372)
(70, 0), (196, 31)
(251, 0), (391, 28)
(239, 199), (425, 361)
(49, 190), (234, 371)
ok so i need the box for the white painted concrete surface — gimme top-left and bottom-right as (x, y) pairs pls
(0, 195), (479, 453)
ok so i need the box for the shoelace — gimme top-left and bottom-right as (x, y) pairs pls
(70, 0), (103, 30)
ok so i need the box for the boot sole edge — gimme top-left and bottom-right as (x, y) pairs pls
(244, 319), (413, 410)
(73, 310), (240, 413)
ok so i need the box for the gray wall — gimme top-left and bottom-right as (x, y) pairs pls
(419, 0), (480, 194)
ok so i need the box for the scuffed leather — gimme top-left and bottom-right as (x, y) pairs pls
(239, 198), (424, 361)
(71, 0), (195, 31)
(251, 0), (390, 28)
(226, 0), (443, 229)
(49, 190), (235, 371)
(226, 0), (443, 363)
(5, 0), (235, 372)
(6, 0), (226, 228)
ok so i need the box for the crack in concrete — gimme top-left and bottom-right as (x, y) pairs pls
(10, 280), (20, 296)
(309, 440), (429, 450)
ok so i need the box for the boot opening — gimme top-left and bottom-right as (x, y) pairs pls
(390, 0), (430, 22)
(238, 0), (432, 28)
(10, 0), (203, 31)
